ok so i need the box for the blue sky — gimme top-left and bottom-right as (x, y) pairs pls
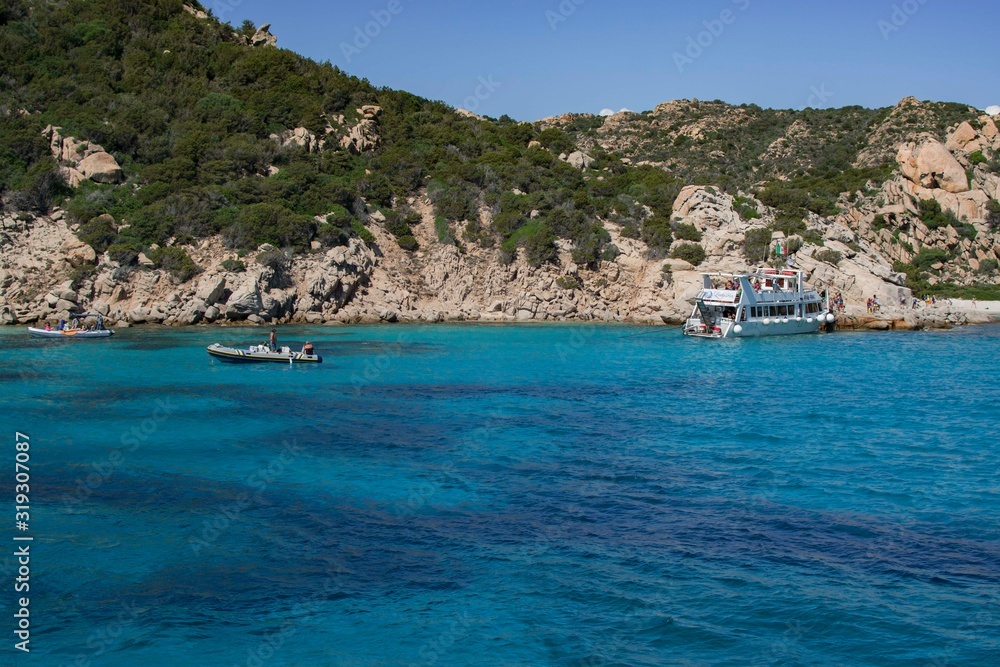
(210, 0), (998, 120)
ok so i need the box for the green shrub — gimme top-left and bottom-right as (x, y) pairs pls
(77, 214), (118, 253)
(911, 247), (950, 271)
(732, 195), (761, 221)
(255, 248), (289, 271)
(672, 222), (702, 242)
(351, 219), (376, 245)
(106, 240), (143, 266)
(670, 243), (706, 266)
(952, 220), (978, 241)
(69, 262), (97, 285)
(384, 210), (418, 238)
(918, 199), (959, 230)
(772, 217), (807, 237)
(968, 150), (988, 166)
(661, 262), (673, 284)
(620, 222), (640, 239)
(743, 228), (773, 263)
(221, 259), (246, 273)
(987, 199), (1000, 232)
(536, 128), (575, 155)
(978, 258), (998, 275)
(317, 220), (351, 247)
(641, 215), (673, 254)
(814, 249), (843, 265)
(316, 212), (355, 247)
(601, 244), (621, 262)
(556, 275), (582, 290)
(396, 235), (419, 251)
(894, 259), (1000, 300)
(801, 229), (826, 247)
(503, 221), (557, 267)
(435, 216), (455, 244)
(872, 214), (889, 231)
(148, 247), (201, 282)
(9, 158), (69, 214)
(234, 203), (317, 251)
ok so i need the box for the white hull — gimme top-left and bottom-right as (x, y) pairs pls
(207, 343), (322, 364)
(685, 316), (830, 339)
(27, 327), (114, 339)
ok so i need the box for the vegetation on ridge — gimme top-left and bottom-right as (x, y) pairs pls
(0, 0), (686, 271)
(0, 0), (990, 300)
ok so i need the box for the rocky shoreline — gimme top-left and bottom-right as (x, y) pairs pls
(3, 107), (999, 332)
(3, 189), (998, 333)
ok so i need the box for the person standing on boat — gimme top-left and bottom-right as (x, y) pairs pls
(269, 328), (277, 352)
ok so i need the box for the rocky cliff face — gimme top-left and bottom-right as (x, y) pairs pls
(2, 106), (998, 330)
(850, 116), (1000, 283)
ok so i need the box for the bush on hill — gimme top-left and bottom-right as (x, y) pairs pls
(671, 243), (706, 266)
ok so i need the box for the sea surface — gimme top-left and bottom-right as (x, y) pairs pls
(1, 324), (999, 667)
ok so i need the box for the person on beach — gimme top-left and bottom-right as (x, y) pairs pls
(269, 328), (277, 352)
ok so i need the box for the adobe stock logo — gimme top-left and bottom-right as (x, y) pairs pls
(546, 0), (588, 31)
(877, 0), (931, 40)
(673, 0), (752, 74)
(460, 76), (502, 115)
(340, 0), (407, 63)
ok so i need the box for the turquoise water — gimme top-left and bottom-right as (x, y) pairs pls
(1, 324), (998, 666)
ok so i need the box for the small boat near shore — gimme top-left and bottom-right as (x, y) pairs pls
(682, 268), (836, 339)
(28, 315), (114, 339)
(207, 343), (322, 364)
(28, 327), (115, 339)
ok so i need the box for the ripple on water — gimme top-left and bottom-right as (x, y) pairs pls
(4, 324), (1000, 665)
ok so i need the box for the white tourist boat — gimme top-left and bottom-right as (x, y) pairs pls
(682, 268), (836, 339)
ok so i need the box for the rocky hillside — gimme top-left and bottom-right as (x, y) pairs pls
(543, 97), (981, 189)
(1, 0), (998, 331)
